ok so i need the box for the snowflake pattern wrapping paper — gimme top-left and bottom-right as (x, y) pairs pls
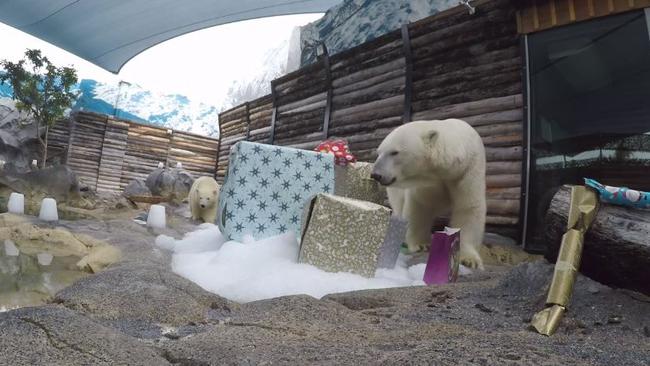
(218, 141), (335, 241)
(299, 193), (403, 278)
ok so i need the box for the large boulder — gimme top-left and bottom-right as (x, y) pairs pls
(0, 165), (82, 214)
(0, 99), (42, 173)
(145, 168), (194, 204)
(123, 179), (151, 198)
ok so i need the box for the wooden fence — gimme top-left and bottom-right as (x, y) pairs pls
(48, 111), (219, 192)
(217, 0), (524, 235)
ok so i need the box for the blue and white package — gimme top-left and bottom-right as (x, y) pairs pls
(584, 178), (650, 209)
(218, 141), (335, 241)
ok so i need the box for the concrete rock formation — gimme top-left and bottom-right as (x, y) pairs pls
(0, 99), (43, 173)
(145, 167), (194, 204)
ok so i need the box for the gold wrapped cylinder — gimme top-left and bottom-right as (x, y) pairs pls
(531, 185), (598, 336)
(547, 229), (584, 306)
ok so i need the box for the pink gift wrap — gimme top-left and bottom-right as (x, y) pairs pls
(423, 228), (461, 285)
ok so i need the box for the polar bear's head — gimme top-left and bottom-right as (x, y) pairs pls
(371, 122), (438, 189)
(196, 184), (218, 209)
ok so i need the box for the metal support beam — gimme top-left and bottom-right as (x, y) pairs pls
(401, 24), (413, 124)
(321, 42), (333, 138)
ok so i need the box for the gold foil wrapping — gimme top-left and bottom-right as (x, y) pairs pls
(531, 186), (598, 336)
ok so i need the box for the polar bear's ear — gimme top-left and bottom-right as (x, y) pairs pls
(421, 129), (438, 147)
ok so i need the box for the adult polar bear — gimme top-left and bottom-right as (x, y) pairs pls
(371, 119), (486, 270)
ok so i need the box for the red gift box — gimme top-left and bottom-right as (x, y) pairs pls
(315, 139), (356, 166)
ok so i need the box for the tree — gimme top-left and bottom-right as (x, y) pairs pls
(0, 49), (78, 168)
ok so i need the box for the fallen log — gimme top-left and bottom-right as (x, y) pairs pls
(544, 185), (650, 295)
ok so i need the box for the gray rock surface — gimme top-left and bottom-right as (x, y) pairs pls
(0, 306), (169, 365)
(162, 261), (650, 366)
(0, 165), (80, 200)
(145, 168), (194, 203)
(124, 178), (151, 198)
(54, 262), (235, 328)
(0, 165), (82, 216)
(1, 214), (649, 366)
(0, 99), (43, 173)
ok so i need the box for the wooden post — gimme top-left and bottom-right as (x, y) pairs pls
(519, 35), (531, 249)
(269, 81), (278, 144)
(65, 116), (76, 165)
(94, 115), (109, 191)
(322, 43), (333, 138)
(165, 129), (173, 167)
(401, 24), (413, 124)
(245, 102), (251, 140)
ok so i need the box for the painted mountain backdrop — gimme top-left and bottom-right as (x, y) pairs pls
(298, 0), (458, 67)
(0, 79), (221, 137)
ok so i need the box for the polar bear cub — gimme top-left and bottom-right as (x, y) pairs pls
(371, 119), (486, 270)
(189, 176), (221, 224)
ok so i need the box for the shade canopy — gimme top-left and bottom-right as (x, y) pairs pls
(0, 0), (340, 73)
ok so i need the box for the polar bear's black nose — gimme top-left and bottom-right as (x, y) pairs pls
(370, 173), (382, 182)
(200, 204), (206, 208)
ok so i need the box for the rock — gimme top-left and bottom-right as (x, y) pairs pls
(0, 306), (170, 365)
(0, 165), (81, 215)
(76, 245), (122, 273)
(480, 234), (542, 266)
(0, 99), (42, 173)
(123, 179), (151, 198)
(145, 168), (194, 204)
(53, 263), (235, 327)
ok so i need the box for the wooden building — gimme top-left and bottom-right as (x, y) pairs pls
(217, 0), (650, 253)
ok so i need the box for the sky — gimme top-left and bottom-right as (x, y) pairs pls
(0, 13), (322, 105)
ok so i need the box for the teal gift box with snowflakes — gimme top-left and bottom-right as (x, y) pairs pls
(218, 141), (335, 241)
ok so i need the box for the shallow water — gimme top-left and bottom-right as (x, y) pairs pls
(0, 249), (88, 311)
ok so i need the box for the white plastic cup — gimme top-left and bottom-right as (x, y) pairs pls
(7, 193), (25, 214)
(31, 159), (38, 168)
(157, 162), (164, 169)
(39, 198), (59, 221)
(147, 204), (166, 229)
(0, 160), (5, 169)
(176, 162), (182, 169)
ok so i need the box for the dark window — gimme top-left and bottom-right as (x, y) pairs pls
(526, 10), (650, 252)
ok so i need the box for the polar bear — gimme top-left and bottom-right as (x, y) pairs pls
(371, 119), (486, 270)
(189, 176), (221, 224)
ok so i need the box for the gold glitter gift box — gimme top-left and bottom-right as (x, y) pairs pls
(299, 193), (407, 278)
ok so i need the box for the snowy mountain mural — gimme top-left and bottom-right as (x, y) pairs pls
(75, 80), (221, 137)
(299, 0), (459, 66)
(222, 39), (290, 110)
(0, 79), (221, 137)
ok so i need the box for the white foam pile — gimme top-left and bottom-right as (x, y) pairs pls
(156, 224), (461, 303)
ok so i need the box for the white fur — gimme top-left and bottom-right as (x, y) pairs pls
(372, 119), (487, 270)
(189, 176), (221, 224)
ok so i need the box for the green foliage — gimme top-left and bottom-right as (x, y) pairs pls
(1, 49), (78, 167)
(0, 49), (78, 129)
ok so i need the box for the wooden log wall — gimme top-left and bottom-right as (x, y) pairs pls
(67, 112), (107, 191)
(120, 123), (171, 190)
(516, 0), (650, 34)
(217, 0), (525, 235)
(216, 104), (248, 182)
(97, 118), (129, 192)
(47, 111), (219, 193)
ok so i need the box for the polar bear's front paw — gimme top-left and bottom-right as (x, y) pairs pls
(406, 241), (428, 253)
(460, 249), (485, 270)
